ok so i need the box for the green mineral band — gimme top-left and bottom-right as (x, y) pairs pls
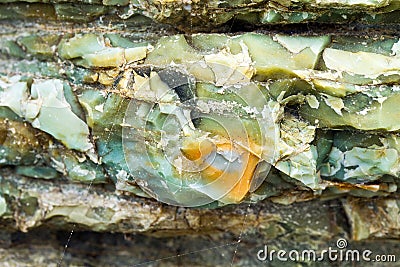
(1, 31), (399, 207)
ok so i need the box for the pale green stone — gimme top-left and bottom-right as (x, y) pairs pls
(275, 146), (320, 189)
(18, 35), (59, 59)
(0, 195), (6, 217)
(0, 77), (92, 151)
(16, 166), (58, 179)
(323, 48), (400, 76)
(344, 147), (399, 180)
(58, 34), (105, 60)
(145, 35), (202, 65)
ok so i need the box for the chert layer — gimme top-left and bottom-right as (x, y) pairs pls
(1, 31), (400, 208)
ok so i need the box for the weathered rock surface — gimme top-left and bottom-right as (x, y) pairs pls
(1, 0), (400, 266)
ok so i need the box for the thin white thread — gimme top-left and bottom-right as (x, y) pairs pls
(58, 88), (125, 265)
(57, 225), (75, 267)
(231, 201), (254, 266)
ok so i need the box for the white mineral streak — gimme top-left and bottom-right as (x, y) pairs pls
(314, 0), (390, 7)
(321, 93), (345, 115)
(323, 48), (400, 78)
(391, 39), (400, 55)
(305, 94), (320, 109)
(204, 41), (254, 86)
(293, 69), (343, 81)
(70, 165), (96, 181)
(0, 76), (92, 151)
(0, 195), (6, 217)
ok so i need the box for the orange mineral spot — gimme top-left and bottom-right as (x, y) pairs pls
(180, 139), (214, 161)
(219, 153), (259, 203)
(180, 136), (260, 203)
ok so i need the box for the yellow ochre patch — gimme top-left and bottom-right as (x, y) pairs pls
(180, 137), (260, 203)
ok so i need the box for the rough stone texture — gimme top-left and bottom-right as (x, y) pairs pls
(1, 0), (400, 31)
(1, 1), (400, 266)
(1, 169), (400, 266)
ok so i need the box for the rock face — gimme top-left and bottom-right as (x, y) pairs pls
(0, 1), (400, 266)
(1, 0), (400, 31)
